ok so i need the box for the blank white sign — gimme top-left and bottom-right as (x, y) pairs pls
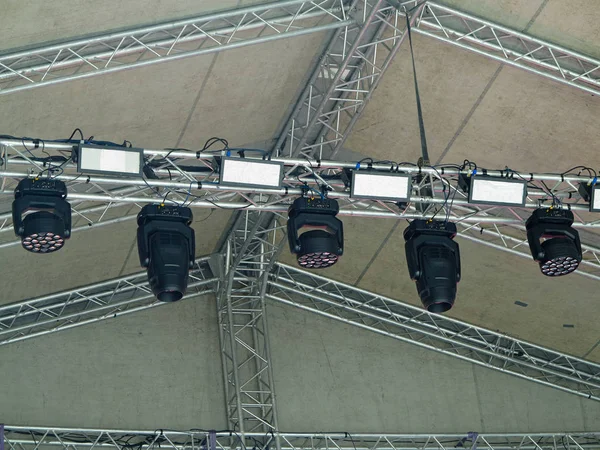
(80, 147), (141, 174)
(352, 172), (410, 201)
(221, 158), (282, 188)
(471, 178), (525, 205)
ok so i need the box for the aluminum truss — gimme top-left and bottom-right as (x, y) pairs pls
(1, 0), (600, 436)
(3, 428), (600, 450)
(0, 0), (352, 95)
(2, 255), (600, 402)
(2, 140), (600, 280)
(267, 262), (600, 401)
(216, 210), (285, 435)
(272, 0), (422, 159)
(414, 2), (600, 96)
(213, 0), (422, 436)
(0, 256), (216, 347)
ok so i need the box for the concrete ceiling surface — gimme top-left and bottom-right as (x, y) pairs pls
(1, 297), (600, 430)
(341, 0), (600, 361)
(0, 0), (600, 429)
(0, 295), (224, 429)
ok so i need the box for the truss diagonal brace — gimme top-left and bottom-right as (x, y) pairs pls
(267, 262), (600, 401)
(0, 0), (352, 95)
(0, 256), (216, 347)
(4, 428), (600, 450)
(414, 2), (600, 95)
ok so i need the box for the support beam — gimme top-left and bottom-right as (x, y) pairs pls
(3, 427), (600, 450)
(0, 257), (216, 347)
(2, 140), (600, 280)
(0, 0), (352, 95)
(414, 2), (600, 95)
(213, 0), (422, 435)
(273, 0), (422, 159)
(216, 211), (285, 435)
(267, 263), (600, 401)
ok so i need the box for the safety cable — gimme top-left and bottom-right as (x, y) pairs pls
(405, 11), (429, 165)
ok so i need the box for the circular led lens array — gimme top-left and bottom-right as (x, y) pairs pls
(297, 251), (339, 269)
(22, 232), (64, 253)
(540, 256), (579, 277)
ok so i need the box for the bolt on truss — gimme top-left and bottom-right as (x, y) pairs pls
(414, 2), (600, 95)
(3, 428), (600, 450)
(0, 0), (353, 95)
(0, 256), (216, 347)
(273, 0), (423, 159)
(267, 262), (600, 401)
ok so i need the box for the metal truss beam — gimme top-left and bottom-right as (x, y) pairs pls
(414, 2), (600, 96)
(0, 256), (216, 347)
(267, 262), (600, 401)
(0, 0), (352, 95)
(3, 427), (600, 450)
(273, 0), (422, 159)
(2, 255), (600, 403)
(212, 0), (422, 436)
(3, 139), (600, 280)
(216, 210), (285, 436)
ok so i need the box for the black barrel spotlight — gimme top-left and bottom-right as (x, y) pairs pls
(526, 208), (582, 277)
(404, 220), (461, 313)
(137, 204), (196, 302)
(12, 178), (71, 253)
(287, 196), (344, 269)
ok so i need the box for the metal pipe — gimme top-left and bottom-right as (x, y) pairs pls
(0, 7), (348, 82)
(2, 138), (596, 184)
(0, 21), (353, 95)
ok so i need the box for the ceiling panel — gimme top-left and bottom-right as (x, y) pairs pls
(442, 63), (600, 172)
(356, 226), (600, 358)
(344, 33), (502, 163)
(529, 0), (600, 59)
(0, 54), (217, 148)
(178, 31), (327, 149)
(436, 0), (545, 30)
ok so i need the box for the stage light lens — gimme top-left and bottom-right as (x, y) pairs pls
(297, 230), (340, 268)
(538, 238), (581, 277)
(21, 211), (66, 254)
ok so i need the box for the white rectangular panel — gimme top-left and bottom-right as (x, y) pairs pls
(351, 172), (411, 201)
(79, 145), (142, 176)
(470, 178), (526, 206)
(220, 158), (283, 188)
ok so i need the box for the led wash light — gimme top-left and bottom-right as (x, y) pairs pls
(404, 220), (461, 313)
(468, 177), (527, 207)
(77, 144), (144, 177)
(526, 208), (582, 277)
(12, 178), (72, 253)
(137, 204), (196, 302)
(287, 197), (343, 269)
(351, 171), (411, 202)
(219, 157), (283, 188)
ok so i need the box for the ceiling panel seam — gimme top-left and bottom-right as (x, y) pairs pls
(434, 0), (550, 164)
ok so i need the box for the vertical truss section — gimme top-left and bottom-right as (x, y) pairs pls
(3, 428), (600, 450)
(0, 257), (216, 346)
(414, 2), (600, 95)
(274, 0), (423, 159)
(267, 263), (600, 401)
(0, 0), (352, 95)
(217, 208), (287, 435)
